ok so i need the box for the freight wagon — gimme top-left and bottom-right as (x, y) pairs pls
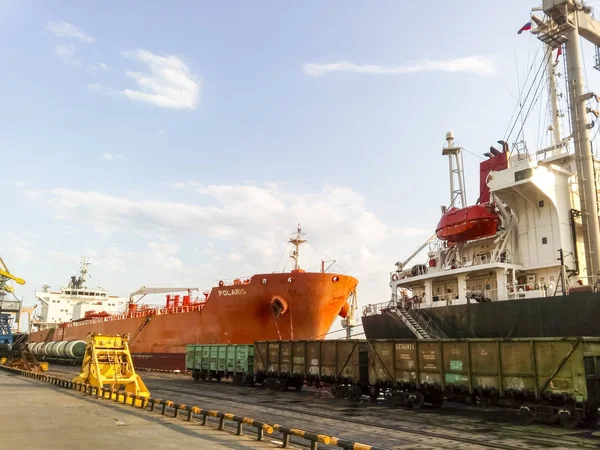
(186, 344), (255, 385)
(186, 337), (600, 428)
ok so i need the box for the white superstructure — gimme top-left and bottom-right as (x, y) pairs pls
(387, 1), (600, 311)
(32, 257), (127, 329)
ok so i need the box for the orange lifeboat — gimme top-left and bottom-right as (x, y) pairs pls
(435, 204), (500, 243)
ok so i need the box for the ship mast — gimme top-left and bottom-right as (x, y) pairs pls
(546, 43), (562, 146)
(534, 0), (600, 283)
(441, 131), (467, 210)
(78, 256), (90, 287)
(289, 224), (306, 271)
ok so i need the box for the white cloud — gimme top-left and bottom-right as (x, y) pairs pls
(88, 62), (111, 75)
(173, 182), (186, 189)
(102, 153), (125, 161)
(46, 22), (96, 44)
(5, 231), (40, 264)
(54, 44), (81, 67)
(302, 56), (495, 78)
(24, 183), (430, 306)
(14, 180), (24, 188)
(90, 49), (200, 110)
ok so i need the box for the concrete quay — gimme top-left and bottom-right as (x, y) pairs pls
(0, 371), (283, 450)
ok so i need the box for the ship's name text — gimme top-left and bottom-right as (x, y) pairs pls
(218, 288), (247, 297)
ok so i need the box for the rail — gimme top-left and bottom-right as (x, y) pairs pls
(411, 308), (447, 339)
(67, 303), (207, 328)
(0, 365), (388, 450)
(366, 300), (447, 339)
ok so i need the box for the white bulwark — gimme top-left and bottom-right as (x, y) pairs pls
(32, 257), (127, 329)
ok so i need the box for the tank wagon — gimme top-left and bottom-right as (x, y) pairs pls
(28, 340), (86, 365)
(186, 337), (600, 428)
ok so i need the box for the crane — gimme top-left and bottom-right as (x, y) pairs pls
(340, 289), (359, 339)
(394, 233), (437, 272)
(0, 256), (25, 292)
(0, 255), (24, 357)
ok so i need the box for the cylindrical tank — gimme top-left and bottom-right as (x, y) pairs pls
(28, 342), (40, 355)
(28, 340), (86, 359)
(65, 340), (86, 359)
(41, 342), (54, 357)
(48, 341), (62, 357)
(55, 341), (69, 358)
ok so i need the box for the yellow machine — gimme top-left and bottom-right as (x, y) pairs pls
(3, 344), (47, 373)
(0, 256), (25, 290)
(72, 333), (150, 407)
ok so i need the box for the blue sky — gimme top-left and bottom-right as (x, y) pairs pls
(3, 0), (600, 334)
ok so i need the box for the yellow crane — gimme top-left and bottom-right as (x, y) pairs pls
(0, 256), (25, 292)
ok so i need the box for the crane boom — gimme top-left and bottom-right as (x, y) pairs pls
(128, 286), (199, 303)
(396, 234), (437, 270)
(0, 256), (25, 286)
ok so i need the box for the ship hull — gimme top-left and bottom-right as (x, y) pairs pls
(362, 292), (600, 339)
(29, 272), (357, 371)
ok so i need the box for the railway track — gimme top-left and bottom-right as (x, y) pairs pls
(47, 367), (600, 449)
(150, 383), (600, 450)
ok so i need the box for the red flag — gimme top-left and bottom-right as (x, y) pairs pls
(555, 45), (563, 63)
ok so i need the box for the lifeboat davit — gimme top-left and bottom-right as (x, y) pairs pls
(435, 204), (500, 243)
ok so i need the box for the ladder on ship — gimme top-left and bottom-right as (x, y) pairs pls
(386, 307), (448, 340)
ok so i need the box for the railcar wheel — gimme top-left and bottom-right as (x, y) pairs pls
(369, 386), (380, 401)
(294, 380), (303, 392)
(279, 379), (288, 391)
(348, 385), (362, 402)
(558, 410), (580, 429)
(410, 392), (425, 409)
(519, 406), (536, 425)
(331, 386), (342, 398)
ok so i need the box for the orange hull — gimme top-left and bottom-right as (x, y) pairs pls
(28, 271), (358, 370)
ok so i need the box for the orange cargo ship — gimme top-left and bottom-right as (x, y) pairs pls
(28, 226), (358, 371)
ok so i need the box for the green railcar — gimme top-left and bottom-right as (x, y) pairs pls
(185, 344), (255, 384)
(253, 337), (600, 428)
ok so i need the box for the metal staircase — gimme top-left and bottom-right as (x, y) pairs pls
(386, 307), (448, 340)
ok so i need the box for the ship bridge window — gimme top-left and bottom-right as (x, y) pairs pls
(515, 168), (533, 182)
(542, 237), (548, 245)
(539, 200), (544, 207)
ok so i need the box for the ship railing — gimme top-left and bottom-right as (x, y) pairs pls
(507, 283), (557, 299)
(362, 300), (398, 316)
(65, 303), (207, 327)
(215, 277), (252, 287)
(409, 308), (448, 339)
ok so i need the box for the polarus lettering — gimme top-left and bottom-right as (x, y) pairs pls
(218, 288), (247, 296)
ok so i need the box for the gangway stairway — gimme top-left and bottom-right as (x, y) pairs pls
(385, 306), (448, 339)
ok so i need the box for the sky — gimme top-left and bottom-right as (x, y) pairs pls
(4, 0), (600, 335)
